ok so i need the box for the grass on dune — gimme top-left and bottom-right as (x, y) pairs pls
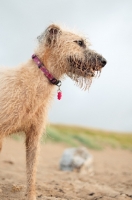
(11, 124), (132, 150)
(44, 124), (132, 150)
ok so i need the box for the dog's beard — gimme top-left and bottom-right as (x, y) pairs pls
(67, 56), (102, 90)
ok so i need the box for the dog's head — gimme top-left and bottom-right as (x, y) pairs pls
(37, 24), (107, 89)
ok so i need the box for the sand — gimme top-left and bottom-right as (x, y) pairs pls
(0, 138), (132, 200)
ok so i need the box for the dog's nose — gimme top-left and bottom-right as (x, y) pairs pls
(101, 58), (107, 67)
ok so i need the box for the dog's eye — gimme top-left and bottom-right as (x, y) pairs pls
(78, 40), (83, 46)
(74, 40), (84, 47)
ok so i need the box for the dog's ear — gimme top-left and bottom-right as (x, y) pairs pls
(47, 24), (61, 35)
(46, 24), (62, 46)
(37, 24), (61, 46)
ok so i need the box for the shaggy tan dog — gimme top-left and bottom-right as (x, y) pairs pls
(0, 24), (106, 200)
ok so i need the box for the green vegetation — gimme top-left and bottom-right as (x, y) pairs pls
(11, 124), (132, 150)
(44, 124), (132, 150)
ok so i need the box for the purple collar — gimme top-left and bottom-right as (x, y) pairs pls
(32, 54), (61, 86)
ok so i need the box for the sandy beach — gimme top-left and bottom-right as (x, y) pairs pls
(0, 138), (132, 200)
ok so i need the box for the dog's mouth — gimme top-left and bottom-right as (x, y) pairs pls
(67, 55), (106, 78)
(67, 54), (106, 90)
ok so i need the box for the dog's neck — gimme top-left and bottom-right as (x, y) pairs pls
(32, 54), (62, 100)
(32, 54), (61, 86)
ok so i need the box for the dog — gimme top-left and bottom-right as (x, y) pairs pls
(0, 24), (106, 200)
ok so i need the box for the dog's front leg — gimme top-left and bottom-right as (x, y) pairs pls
(0, 138), (3, 152)
(25, 125), (42, 200)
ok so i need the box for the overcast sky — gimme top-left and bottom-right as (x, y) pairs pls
(0, 0), (132, 132)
